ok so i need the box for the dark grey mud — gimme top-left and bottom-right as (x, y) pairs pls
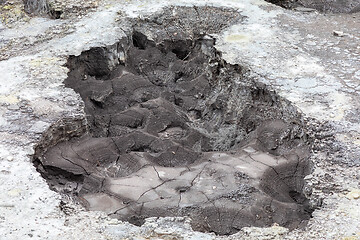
(265, 0), (360, 13)
(34, 6), (314, 235)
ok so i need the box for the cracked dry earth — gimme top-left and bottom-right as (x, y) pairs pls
(34, 7), (312, 235)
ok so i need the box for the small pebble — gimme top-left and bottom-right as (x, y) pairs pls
(333, 31), (345, 37)
(346, 189), (360, 200)
(108, 219), (119, 225)
(353, 193), (359, 199)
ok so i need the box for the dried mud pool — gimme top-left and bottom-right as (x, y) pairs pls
(32, 6), (314, 235)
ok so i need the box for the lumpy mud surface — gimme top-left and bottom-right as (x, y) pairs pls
(34, 6), (313, 235)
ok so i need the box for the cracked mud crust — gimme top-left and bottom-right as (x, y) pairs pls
(33, 7), (313, 235)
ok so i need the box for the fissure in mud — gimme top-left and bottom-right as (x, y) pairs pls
(34, 7), (313, 235)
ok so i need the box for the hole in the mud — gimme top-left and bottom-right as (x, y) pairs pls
(172, 48), (190, 60)
(132, 31), (150, 49)
(50, 10), (62, 19)
(33, 6), (314, 236)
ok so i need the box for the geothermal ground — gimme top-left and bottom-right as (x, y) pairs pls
(0, 0), (359, 239)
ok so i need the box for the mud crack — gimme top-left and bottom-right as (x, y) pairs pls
(33, 6), (314, 235)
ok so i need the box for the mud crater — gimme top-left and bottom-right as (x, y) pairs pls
(34, 6), (314, 235)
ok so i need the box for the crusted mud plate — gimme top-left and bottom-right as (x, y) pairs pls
(34, 6), (313, 235)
